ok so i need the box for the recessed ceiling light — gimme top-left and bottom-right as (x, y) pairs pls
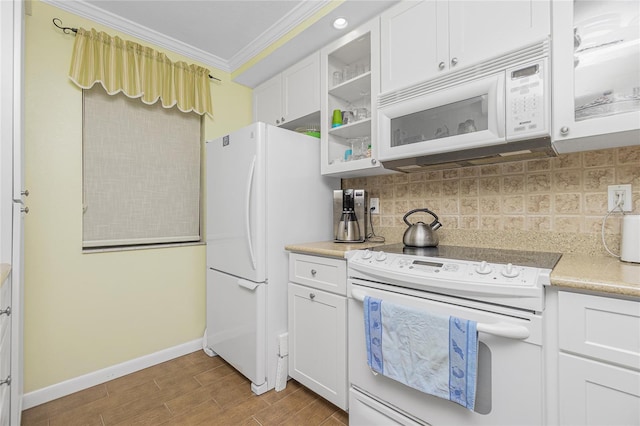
(333, 17), (348, 30)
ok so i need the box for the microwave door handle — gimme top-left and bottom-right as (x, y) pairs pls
(496, 73), (506, 139)
(351, 289), (530, 340)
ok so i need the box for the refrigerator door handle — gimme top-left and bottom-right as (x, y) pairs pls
(245, 155), (257, 270)
(237, 278), (259, 291)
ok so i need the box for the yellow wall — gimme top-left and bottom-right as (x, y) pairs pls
(23, 1), (252, 392)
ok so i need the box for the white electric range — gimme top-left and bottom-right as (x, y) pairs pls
(346, 244), (561, 425)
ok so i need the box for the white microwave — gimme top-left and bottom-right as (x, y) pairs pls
(378, 57), (555, 171)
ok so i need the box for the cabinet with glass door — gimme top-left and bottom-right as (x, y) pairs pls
(552, 0), (640, 153)
(320, 19), (391, 177)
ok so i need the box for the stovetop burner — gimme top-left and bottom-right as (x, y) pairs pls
(369, 243), (561, 270)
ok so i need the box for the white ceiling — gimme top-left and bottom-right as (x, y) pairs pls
(46, 0), (399, 87)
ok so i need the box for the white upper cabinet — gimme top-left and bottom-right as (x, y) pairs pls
(381, 0), (551, 93)
(320, 19), (391, 178)
(551, 0), (640, 153)
(381, 1), (443, 93)
(282, 54), (320, 125)
(253, 75), (283, 125)
(253, 52), (320, 129)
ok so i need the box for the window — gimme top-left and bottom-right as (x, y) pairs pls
(82, 85), (201, 249)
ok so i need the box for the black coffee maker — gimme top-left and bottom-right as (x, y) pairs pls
(333, 189), (366, 242)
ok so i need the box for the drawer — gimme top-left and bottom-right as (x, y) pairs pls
(289, 253), (346, 295)
(559, 291), (640, 370)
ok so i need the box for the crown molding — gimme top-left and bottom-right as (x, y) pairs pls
(43, 0), (330, 73)
(227, 0), (330, 71)
(44, 0), (231, 71)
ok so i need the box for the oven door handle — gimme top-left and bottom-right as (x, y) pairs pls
(351, 289), (530, 340)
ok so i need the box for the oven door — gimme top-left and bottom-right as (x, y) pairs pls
(378, 72), (506, 162)
(348, 281), (543, 426)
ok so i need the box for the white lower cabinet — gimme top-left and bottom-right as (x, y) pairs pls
(288, 253), (348, 410)
(559, 353), (640, 426)
(558, 291), (640, 425)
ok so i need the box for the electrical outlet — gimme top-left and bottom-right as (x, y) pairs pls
(607, 184), (632, 212)
(370, 198), (380, 214)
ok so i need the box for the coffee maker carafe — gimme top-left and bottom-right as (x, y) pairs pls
(334, 189), (366, 242)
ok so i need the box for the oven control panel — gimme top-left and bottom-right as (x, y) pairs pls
(348, 249), (543, 287)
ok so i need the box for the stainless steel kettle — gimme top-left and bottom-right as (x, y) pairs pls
(402, 208), (442, 247)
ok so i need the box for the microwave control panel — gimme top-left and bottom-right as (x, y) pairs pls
(505, 59), (549, 139)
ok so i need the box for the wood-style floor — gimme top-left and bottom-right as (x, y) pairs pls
(21, 350), (348, 426)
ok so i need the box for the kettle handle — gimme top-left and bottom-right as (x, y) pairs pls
(403, 208), (442, 230)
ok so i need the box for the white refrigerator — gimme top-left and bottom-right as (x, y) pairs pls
(205, 122), (339, 394)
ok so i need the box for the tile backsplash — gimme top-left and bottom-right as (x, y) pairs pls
(343, 145), (640, 255)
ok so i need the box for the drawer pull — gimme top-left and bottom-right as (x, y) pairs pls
(309, 293), (316, 300)
(310, 269), (317, 277)
(0, 307), (10, 317)
(0, 376), (10, 387)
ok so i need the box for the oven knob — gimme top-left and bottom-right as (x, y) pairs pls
(501, 263), (520, 278)
(362, 250), (373, 260)
(475, 261), (492, 274)
(375, 251), (387, 262)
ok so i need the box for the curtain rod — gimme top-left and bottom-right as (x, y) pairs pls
(52, 18), (222, 82)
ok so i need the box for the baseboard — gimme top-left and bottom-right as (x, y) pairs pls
(22, 338), (208, 410)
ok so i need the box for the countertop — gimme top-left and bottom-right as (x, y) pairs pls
(285, 241), (640, 299)
(550, 253), (640, 298)
(285, 241), (386, 258)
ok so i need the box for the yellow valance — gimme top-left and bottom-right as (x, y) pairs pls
(68, 27), (213, 116)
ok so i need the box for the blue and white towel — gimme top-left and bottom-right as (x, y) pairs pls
(364, 296), (478, 410)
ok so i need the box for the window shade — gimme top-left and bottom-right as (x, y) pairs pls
(83, 85), (201, 248)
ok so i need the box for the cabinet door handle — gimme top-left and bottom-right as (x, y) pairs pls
(0, 307), (10, 317)
(281, 117), (285, 122)
(310, 269), (317, 276)
(438, 61), (445, 70)
(22, 189), (29, 197)
(276, 119), (280, 125)
(21, 206), (29, 214)
(309, 293), (316, 300)
(0, 376), (11, 387)
(451, 57), (458, 66)
(560, 126), (570, 136)
(370, 158), (377, 165)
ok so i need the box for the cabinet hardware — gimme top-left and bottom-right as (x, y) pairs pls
(438, 61), (445, 70)
(451, 57), (458, 66)
(309, 293), (316, 300)
(281, 117), (285, 122)
(371, 158), (377, 165)
(0, 307), (11, 317)
(276, 119), (280, 125)
(22, 189), (29, 197)
(560, 126), (570, 135)
(21, 206), (29, 214)
(310, 269), (317, 276)
(0, 376), (11, 387)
